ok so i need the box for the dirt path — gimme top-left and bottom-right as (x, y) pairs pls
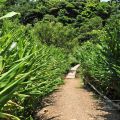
(37, 65), (120, 120)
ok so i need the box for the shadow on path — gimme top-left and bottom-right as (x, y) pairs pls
(36, 65), (120, 120)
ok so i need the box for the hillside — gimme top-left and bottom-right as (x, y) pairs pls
(0, 0), (120, 119)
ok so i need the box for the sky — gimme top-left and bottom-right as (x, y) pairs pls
(100, 0), (110, 2)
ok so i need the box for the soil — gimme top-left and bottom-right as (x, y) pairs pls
(36, 65), (120, 120)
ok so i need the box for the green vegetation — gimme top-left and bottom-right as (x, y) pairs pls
(0, 19), (70, 119)
(0, 0), (120, 119)
(75, 3), (120, 99)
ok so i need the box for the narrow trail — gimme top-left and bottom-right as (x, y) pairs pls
(37, 65), (120, 120)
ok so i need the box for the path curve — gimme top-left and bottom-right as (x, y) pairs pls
(37, 65), (120, 120)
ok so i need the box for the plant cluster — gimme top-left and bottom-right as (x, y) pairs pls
(75, 12), (120, 99)
(0, 20), (70, 119)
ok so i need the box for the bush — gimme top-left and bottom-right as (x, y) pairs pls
(32, 21), (77, 52)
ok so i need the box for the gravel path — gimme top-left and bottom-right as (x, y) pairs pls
(37, 65), (120, 120)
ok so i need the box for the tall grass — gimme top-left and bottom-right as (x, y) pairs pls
(0, 21), (70, 119)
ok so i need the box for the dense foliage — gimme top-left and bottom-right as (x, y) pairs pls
(74, 2), (120, 99)
(0, 0), (120, 119)
(0, 20), (70, 119)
